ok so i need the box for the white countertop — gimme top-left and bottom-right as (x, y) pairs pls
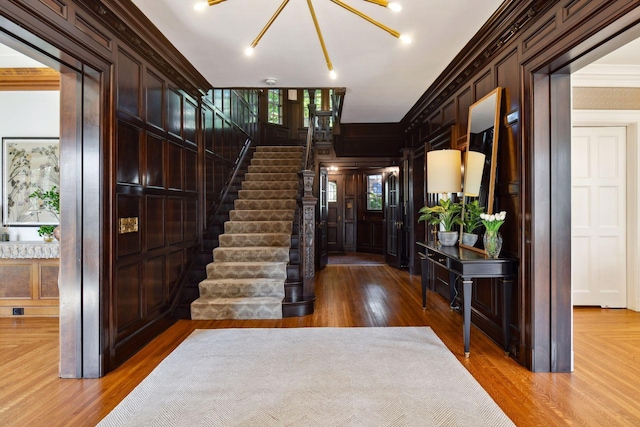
(0, 241), (60, 259)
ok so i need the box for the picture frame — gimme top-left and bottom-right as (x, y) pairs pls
(2, 137), (60, 226)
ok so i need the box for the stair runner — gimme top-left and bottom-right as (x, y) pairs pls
(190, 145), (303, 319)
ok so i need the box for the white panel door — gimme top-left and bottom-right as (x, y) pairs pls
(571, 126), (627, 307)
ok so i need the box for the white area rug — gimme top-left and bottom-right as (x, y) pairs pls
(98, 327), (514, 426)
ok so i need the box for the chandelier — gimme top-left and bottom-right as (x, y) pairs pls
(199, 0), (410, 79)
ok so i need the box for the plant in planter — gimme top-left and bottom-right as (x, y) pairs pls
(418, 198), (462, 246)
(37, 225), (57, 242)
(461, 200), (485, 246)
(29, 186), (60, 242)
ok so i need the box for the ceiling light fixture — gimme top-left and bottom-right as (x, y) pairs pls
(207, 0), (408, 79)
(194, 2), (208, 12)
(363, 0), (402, 12)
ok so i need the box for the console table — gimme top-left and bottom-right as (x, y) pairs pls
(417, 241), (517, 357)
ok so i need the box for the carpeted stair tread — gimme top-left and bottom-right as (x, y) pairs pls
(234, 199), (297, 211)
(224, 220), (292, 234)
(218, 233), (291, 247)
(229, 209), (295, 222)
(198, 278), (286, 298)
(241, 180), (299, 191)
(206, 261), (287, 279)
(238, 189), (298, 200)
(245, 172), (298, 181)
(213, 246), (290, 263)
(252, 151), (304, 159)
(251, 158), (301, 166)
(190, 296), (283, 320)
(248, 165), (299, 174)
(256, 145), (304, 152)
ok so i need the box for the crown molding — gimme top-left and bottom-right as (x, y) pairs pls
(0, 67), (60, 90)
(572, 64), (640, 87)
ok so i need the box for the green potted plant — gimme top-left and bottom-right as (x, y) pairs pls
(461, 199), (485, 246)
(29, 186), (60, 242)
(418, 198), (462, 246)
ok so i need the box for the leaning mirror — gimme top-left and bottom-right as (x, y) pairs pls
(459, 87), (502, 252)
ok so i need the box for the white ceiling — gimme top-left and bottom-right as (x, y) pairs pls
(130, 0), (505, 123)
(4, 1), (640, 124)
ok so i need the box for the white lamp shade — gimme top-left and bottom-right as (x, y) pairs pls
(463, 151), (486, 196)
(426, 149), (462, 194)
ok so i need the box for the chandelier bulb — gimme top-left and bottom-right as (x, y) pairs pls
(399, 34), (412, 44)
(388, 2), (402, 12)
(245, 46), (255, 56)
(193, 2), (208, 11)
(329, 70), (337, 80)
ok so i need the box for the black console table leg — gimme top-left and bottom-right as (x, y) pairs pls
(502, 278), (513, 356)
(462, 278), (473, 358)
(421, 256), (428, 310)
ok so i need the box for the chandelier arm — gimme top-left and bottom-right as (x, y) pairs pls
(307, 0), (334, 72)
(330, 0), (400, 38)
(207, 0), (229, 5)
(249, 0), (290, 49)
(363, 0), (389, 7)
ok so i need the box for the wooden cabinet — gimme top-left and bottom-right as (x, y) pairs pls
(0, 243), (59, 317)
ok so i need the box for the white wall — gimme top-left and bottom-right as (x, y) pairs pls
(0, 90), (60, 241)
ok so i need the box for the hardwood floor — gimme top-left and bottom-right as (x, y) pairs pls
(1, 262), (639, 426)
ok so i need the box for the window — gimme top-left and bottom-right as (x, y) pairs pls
(267, 89), (283, 125)
(366, 174), (382, 210)
(303, 89), (322, 127)
(327, 181), (337, 203)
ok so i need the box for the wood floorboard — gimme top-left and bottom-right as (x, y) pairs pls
(1, 264), (639, 426)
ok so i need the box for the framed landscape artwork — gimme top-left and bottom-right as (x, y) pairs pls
(2, 137), (60, 225)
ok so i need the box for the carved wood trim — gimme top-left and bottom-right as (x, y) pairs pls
(76, 0), (210, 97)
(403, 0), (550, 131)
(0, 68), (60, 90)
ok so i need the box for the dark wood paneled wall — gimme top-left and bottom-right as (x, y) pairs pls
(401, 0), (640, 371)
(335, 123), (403, 157)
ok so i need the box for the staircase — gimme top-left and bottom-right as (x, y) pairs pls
(190, 145), (304, 319)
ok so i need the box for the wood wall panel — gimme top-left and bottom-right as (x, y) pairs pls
(116, 121), (141, 185)
(0, 265), (31, 298)
(166, 198), (183, 245)
(145, 71), (164, 129)
(38, 0), (67, 18)
(116, 49), (140, 117)
(184, 99), (196, 145)
(167, 141), (183, 190)
(184, 148), (197, 192)
(145, 256), (165, 313)
(74, 13), (111, 50)
(39, 265), (59, 298)
(145, 134), (164, 188)
(167, 88), (182, 137)
(145, 196), (165, 250)
(185, 199), (198, 241)
(166, 250), (184, 295)
(115, 263), (142, 333)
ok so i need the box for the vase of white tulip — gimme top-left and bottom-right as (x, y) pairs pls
(481, 211), (506, 258)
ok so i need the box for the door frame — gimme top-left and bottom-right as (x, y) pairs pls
(572, 111), (640, 312)
(0, 15), (105, 378)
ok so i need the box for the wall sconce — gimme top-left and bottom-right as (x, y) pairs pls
(426, 149), (461, 195)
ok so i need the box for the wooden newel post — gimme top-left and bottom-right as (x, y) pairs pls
(300, 170), (317, 298)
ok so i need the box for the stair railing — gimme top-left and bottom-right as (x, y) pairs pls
(212, 137), (253, 221)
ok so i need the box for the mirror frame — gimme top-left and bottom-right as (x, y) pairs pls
(459, 87), (503, 253)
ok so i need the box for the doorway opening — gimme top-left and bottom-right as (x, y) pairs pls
(0, 21), (103, 378)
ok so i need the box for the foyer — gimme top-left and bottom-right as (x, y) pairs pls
(1, 261), (639, 425)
